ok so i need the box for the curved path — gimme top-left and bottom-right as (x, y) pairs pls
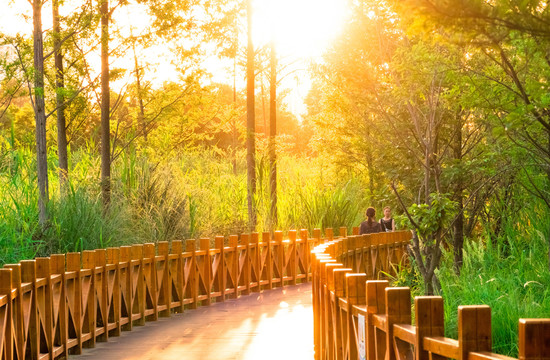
(72, 283), (313, 360)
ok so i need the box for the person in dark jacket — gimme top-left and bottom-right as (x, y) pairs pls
(359, 207), (382, 234)
(379, 206), (395, 232)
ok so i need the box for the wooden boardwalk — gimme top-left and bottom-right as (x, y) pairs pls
(71, 283), (313, 360)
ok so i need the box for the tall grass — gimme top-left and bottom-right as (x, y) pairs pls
(437, 204), (550, 356)
(0, 141), (371, 262)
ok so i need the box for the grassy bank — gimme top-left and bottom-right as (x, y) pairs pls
(0, 143), (368, 262)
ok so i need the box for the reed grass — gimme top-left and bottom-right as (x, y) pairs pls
(437, 204), (550, 356)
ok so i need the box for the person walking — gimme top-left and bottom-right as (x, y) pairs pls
(379, 206), (395, 232)
(359, 207), (382, 234)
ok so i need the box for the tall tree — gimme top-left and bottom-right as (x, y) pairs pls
(131, 36), (147, 142)
(52, 0), (69, 189)
(100, 0), (111, 207)
(246, 0), (256, 230)
(32, 0), (49, 226)
(269, 40), (277, 231)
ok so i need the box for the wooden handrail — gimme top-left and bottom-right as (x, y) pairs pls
(0, 229), (322, 360)
(312, 230), (550, 360)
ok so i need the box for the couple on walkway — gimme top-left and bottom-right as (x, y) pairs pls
(359, 206), (395, 235)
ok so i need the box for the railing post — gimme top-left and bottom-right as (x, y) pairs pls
(67, 252), (83, 353)
(82, 251), (96, 346)
(300, 229), (310, 282)
(51, 253), (68, 355)
(323, 263), (344, 360)
(215, 236), (226, 301)
(318, 258), (337, 360)
(0, 268), (13, 360)
(518, 318), (550, 359)
(458, 305), (492, 360)
(200, 238), (212, 306)
(240, 234), (251, 295)
(346, 273), (367, 360)
(326, 228), (334, 241)
(340, 227), (347, 238)
(95, 249), (108, 341)
(365, 280), (388, 360)
(263, 232), (273, 290)
(289, 230), (297, 285)
(143, 243), (157, 321)
(251, 232), (260, 292)
(106, 248), (121, 336)
(158, 242), (170, 317)
(119, 246), (132, 331)
(275, 231), (284, 288)
(131, 245), (145, 325)
(4, 263), (21, 359)
(385, 287), (411, 360)
(228, 235), (239, 299)
(21, 260), (39, 359)
(352, 226), (359, 235)
(415, 296), (444, 360)
(37, 257), (53, 357)
(313, 228), (322, 246)
(333, 268), (352, 360)
(312, 252), (329, 360)
(186, 240), (198, 308)
(171, 240), (184, 312)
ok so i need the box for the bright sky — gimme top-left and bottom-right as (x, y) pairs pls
(0, 0), (348, 120)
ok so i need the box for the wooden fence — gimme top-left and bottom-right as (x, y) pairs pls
(312, 230), (550, 360)
(0, 229), (322, 360)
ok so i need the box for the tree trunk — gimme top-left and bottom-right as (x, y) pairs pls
(269, 40), (277, 232)
(364, 115), (374, 190)
(53, 0), (69, 190)
(33, 0), (49, 226)
(452, 117), (464, 274)
(547, 130), (550, 272)
(232, 18), (237, 176)
(132, 40), (147, 142)
(261, 81), (267, 135)
(246, 0), (256, 231)
(100, 0), (111, 207)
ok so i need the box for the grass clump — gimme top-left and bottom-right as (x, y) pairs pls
(437, 210), (550, 356)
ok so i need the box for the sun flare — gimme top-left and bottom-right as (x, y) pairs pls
(253, 0), (348, 59)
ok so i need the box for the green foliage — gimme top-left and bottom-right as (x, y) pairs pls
(438, 209), (550, 356)
(0, 140), (374, 262)
(399, 193), (458, 239)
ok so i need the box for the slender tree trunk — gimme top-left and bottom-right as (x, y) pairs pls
(53, 0), (68, 190)
(261, 81), (267, 135)
(547, 130), (550, 272)
(100, 0), (111, 207)
(424, 145), (431, 204)
(269, 40), (277, 232)
(231, 119), (237, 175)
(365, 115), (374, 190)
(453, 117), (464, 274)
(132, 40), (146, 142)
(232, 17), (237, 175)
(33, 0), (49, 226)
(246, 0), (256, 231)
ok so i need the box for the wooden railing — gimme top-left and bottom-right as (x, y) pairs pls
(0, 229), (320, 360)
(312, 230), (550, 360)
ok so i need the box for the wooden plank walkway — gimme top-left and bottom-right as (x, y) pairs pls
(72, 283), (313, 360)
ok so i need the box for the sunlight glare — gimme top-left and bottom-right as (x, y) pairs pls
(253, 0), (348, 59)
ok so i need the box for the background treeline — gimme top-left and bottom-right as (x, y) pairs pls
(1, 0), (549, 355)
